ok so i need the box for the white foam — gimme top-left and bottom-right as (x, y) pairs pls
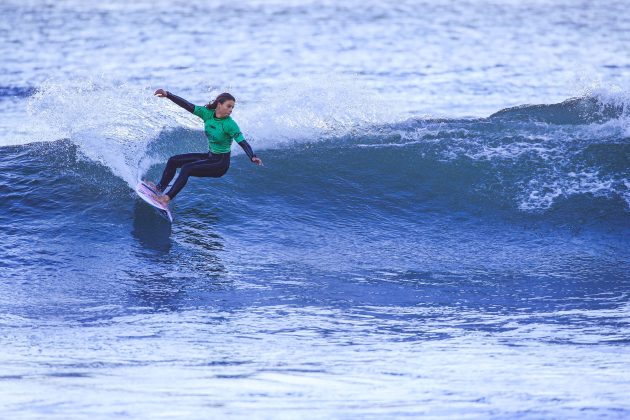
(24, 78), (197, 187)
(577, 80), (630, 137)
(237, 75), (395, 149)
(519, 171), (619, 211)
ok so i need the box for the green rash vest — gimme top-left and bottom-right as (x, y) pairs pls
(193, 105), (245, 154)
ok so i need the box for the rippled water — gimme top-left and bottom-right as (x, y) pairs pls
(1, 0), (629, 418)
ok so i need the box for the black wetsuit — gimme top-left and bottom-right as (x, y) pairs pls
(156, 92), (256, 199)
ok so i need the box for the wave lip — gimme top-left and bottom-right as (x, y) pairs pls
(489, 96), (628, 125)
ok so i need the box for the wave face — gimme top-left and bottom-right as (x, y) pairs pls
(15, 81), (630, 221)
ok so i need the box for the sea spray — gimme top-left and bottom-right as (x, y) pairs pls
(25, 78), (193, 187)
(237, 75), (394, 149)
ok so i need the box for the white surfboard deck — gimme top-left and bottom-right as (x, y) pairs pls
(135, 181), (173, 222)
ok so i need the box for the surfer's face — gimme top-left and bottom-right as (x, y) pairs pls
(215, 100), (235, 118)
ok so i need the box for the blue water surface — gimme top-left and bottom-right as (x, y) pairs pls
(1, 1), (629, 418)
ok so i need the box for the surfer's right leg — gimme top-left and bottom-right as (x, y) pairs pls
(156, 153), (208, 192)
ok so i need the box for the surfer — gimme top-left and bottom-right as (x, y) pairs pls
(149, 89), (262, 206)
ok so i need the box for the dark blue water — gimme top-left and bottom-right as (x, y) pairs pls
(1, 0), (630, 418)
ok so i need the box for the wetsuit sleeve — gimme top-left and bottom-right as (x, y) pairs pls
(165, 91), (195, 113)
(238, 140), (257, 160)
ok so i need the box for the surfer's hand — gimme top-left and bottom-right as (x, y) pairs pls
(154, 89), (168, 98)
(252, 157), (263, 166)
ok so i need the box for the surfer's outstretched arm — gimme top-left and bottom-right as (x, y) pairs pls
(237, 140), (263, 165)
(154, 89), (195, 113)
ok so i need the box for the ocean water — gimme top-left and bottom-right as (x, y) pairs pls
(1, 0), (630, 418)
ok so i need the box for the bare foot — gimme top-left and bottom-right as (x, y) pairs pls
(143, 180), (165, 196)
(156, 194), (171, 206)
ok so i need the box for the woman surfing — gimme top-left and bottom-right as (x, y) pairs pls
(148, 89), (263, 207)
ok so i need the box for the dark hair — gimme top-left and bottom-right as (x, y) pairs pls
(206, 92), (236, 110)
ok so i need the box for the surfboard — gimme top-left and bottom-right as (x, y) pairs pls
(135, 181), (173, 222)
